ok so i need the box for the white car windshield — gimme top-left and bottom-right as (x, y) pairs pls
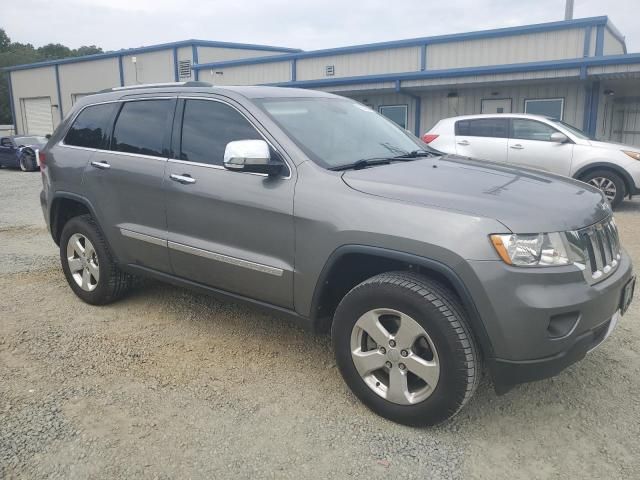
(257, 97), (438, 169)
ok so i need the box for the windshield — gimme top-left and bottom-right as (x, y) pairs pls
(551, 120), (592, 140)
(256, 97), (437, 169)
(15, 136), (47, 145)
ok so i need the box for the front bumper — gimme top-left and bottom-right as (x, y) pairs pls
(463, 249), (634, 390)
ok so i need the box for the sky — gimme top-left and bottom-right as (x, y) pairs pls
(3, 0), (638, 53)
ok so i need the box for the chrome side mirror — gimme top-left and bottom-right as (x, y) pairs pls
(223, 139), (282, 176)
(550, 132), (569, 143)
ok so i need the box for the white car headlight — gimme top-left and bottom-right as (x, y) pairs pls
(490, 232), (572, 267)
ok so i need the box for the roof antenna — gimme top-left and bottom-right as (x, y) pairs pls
(564, 0), (574, 20)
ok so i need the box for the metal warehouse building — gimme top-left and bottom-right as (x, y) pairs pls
(5, 16), (640, 146)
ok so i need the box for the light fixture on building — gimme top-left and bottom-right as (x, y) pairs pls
(604, 89), (615, 96)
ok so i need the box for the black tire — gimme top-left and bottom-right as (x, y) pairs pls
(18, 150), (37, 172)
(580, 169), (625, 209)
(332, 271), (480, 427)
(60, 214), (131, 305)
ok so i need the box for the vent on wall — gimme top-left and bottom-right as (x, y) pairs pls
(179, 60), (192, 79)
(325, 65), (335, 76)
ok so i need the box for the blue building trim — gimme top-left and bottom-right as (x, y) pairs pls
(193, 16), (611, 71)
(420, 44), (427, 71)
(54, 65), (63, 120)
(291, 59), (297, 81)
(118, 56), (124, 86)
(173, 47), (179, 82)
(6, 72), (17, 133)
(1, 39), (300, 73)
(583, 25), (592, 57)
(595, 25), (605, 56)
(587, 81), (600, 137)
(192, 44), (199, 81)
(264, 53), (640, 89)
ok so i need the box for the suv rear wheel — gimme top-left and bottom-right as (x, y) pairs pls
(581, 170), (625, 208)
(332, 271), (480, 426)
(60, 214), (131, 305)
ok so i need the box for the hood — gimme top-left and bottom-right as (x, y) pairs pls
(342, 155), (610, 233)
(587, 139), (640, 152)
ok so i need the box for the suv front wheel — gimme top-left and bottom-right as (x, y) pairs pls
(581, 169), (625, 208)
(332, 271), (480, 426)
(60, 214), (131, 305)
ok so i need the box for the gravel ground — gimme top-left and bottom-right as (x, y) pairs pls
(1, 168), (639, 479)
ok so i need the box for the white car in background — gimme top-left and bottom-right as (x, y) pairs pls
(422, 114), (640, 208)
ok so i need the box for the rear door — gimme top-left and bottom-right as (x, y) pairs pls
(454, 118), (509, 162)
(507, 118), (574, 175)
(81, 97), (176, 272)
(164, 96), (295, 308)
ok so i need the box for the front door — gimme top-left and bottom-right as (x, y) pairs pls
(0, 137), (16, 166)
(165, 97), (295, 308)
(81, 98), (175, 272)
(507, 118), (574, 175)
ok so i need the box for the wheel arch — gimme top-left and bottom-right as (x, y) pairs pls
(49, 192), (98, 246)
(309, 245), (495, 359)
(573, 162), (636, 197)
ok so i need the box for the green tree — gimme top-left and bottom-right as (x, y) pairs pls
(0, 28), (103, 125)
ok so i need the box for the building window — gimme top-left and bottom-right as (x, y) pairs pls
(379, 105), (408, 130)
(178, 60), (192, 80)
(524, 98), (564, 120)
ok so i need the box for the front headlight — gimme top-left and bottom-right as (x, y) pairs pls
(490, 232), (572, 266)
(623, 150), (640, 161)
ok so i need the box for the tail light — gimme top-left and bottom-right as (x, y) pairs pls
(38, 150), (46, 169)
(422, 134), (439, 144)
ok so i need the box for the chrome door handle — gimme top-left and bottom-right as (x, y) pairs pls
(90, 161), (111, 170)
(170, 173), (196, 185)
(457, 140), (470, 146)
(510, 144), (524, 150)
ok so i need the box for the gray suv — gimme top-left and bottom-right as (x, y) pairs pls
(40, 83), (635, 426)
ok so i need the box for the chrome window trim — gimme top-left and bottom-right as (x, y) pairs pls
(98, 149), (169, 162)
(120, 228), (167, 247)
(168, 241), (284, 277)
(176, 95), (293, 179)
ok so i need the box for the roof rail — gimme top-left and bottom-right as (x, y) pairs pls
(98, 81), (212, 93)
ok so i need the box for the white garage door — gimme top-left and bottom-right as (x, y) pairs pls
(23, 97), (53, 135)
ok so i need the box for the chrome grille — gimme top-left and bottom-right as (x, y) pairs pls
(568, 217), (621, 284)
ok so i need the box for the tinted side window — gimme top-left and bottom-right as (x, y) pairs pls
(64, 103), (117, 148)
(111, 100), (173, 157)
(511, 119), (557, 142)
(456, 119), (508, 138)
(180, 99), (262, 166)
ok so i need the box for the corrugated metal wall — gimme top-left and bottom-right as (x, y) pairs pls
(59, 57), (120, 113)
(296, 47), (421, 80)
(427, 28), (586, 70)
(603, 29), (625, 55)
(205, 61), (291, 86)
(10, 67), (59, 134)
(121, 49), (174, 85)
(196, 47), (284, 64)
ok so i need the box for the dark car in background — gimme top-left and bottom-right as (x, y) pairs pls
(0, 135), (47, 171)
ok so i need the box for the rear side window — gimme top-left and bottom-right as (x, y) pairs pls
(179, 99), (262, 166)
(64, 103), (117, 149)
(511, 119), (557, 142)
(111, 100), (173, 157)
(455, 118), (508, 138)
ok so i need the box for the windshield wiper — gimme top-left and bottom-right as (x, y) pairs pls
(392, 149), (438, 159)
(329, 158), (393, 171)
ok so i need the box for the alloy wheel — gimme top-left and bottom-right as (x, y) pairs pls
(588, 177), (617, 203)
(66, 233), (100, 292)
(350, 308), (440, 405)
